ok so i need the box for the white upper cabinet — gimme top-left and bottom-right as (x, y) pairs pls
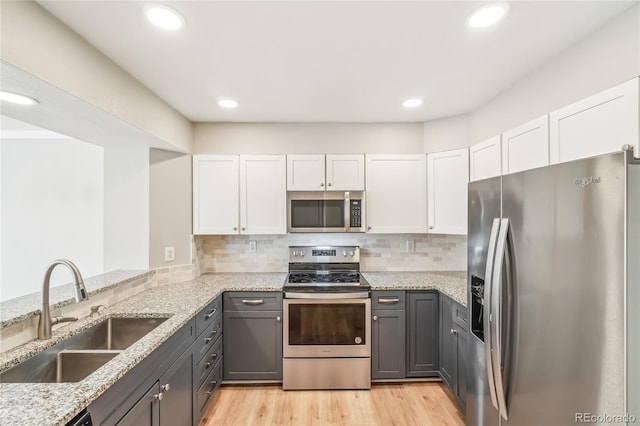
(286, 154), (325, 190)
(427, 148), (469, 235)
(193, 155), (239, 235)
(240, 155), (287, 235)
(325, 154), (365, 191)
(287, 154), (365, 191)
(502, 115), (549, 174)
(469, 136), (502, 181)
(193, 155), (286, 235)
(365, 154), (427, 234)
(550, 77), (639, 164)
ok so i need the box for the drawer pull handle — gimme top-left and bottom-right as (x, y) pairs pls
(205, 309), (217, 319)
(242, 299), (264, 305)
(451, 328), (458, 335)
(206, 362), (212, 368)
(378, 298), (400, 304)
(154, 392), (163, 401)
(161, 383), (170, 392)
(212, 353), (218, 358)
(205, 337), (213, 343)
(205, 380), (218, 395)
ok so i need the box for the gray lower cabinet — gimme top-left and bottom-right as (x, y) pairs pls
(406, 291), (439, 377)
(371, 291), (405, 379)
(88, 295), (223, 426)
(439, 294), (469, 408)
(223, 292), (282, 381)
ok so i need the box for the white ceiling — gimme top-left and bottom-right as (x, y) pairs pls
(38, 1), (636, 123)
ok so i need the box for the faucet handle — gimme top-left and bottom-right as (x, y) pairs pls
(52, 316), (78, 325)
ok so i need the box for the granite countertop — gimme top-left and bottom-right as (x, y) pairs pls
(0, 270), (155, 328)
(0, 270), (466, 426)
(363, 271), (467, 306)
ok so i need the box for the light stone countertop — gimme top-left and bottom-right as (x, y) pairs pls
(0, 270), (155, 328)
(0, 270), (466, 426)
(363, 271), (467, 306)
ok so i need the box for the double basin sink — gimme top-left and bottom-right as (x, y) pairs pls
(0, 317), (167, 383)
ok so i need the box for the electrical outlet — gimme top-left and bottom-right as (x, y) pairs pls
(249, 240), (257, 253)
(406, 240), (415, 253)
(164, 246), (175, 262)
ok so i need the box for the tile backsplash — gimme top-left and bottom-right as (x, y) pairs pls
(195, 233), (467, 273)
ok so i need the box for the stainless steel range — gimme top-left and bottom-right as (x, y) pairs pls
(282, 245), (371, 390)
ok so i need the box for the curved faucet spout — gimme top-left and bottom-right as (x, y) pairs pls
(38, 259), (89, 340)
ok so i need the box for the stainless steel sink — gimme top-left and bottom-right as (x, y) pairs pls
(0, 317), (167, 383)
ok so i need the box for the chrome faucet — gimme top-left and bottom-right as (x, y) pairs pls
(37, 259), (89, 340)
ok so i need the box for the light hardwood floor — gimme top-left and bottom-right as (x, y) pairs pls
(200, 383), (465, 426)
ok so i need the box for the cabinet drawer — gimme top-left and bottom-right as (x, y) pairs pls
(195, 315), (222, 363)
(195, 296), (222, 336)
(372, 291), (405, 310)
(196, 335), (223, 385)
(453, 303), (468, 328)
(223, 292), (282, 311)
(196, 357), (223, 415)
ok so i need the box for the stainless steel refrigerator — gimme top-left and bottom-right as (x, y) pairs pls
(467, 149), (639, 426)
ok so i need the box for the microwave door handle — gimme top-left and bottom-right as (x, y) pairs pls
(344, 192), (351, 232)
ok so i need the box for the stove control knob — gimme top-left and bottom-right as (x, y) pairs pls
(349, 251), (355, 257)
(292, 250), (298, 257)
(343, 251), (347, 257)
(300, 251), (305, 257)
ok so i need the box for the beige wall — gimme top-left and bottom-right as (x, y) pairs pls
(423, 113), (471, 154)
(149, 149), (193, 268)
(194, 122), (425, 155)
(0, 1), (193, 153)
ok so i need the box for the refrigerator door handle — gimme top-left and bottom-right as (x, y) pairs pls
(483, 218), (501, 411)
(492, 218), (512, 420)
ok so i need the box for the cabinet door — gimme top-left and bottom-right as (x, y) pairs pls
(371, 309), (405, 379)
(287, 154), (325, 191)
(223, 310), (283, 381)
(550, 78), (639, 164)
(427, 148), (469, 235)
(116, 383), (159, 426)
(406, 292), (439, 377)
(365, 155), (427, 234)
(439, 296), (455, 390)
(240, 155), (286, 234)
(158, 347), (193, 426)
(454, 323), (468, 407)
(502, 115), (549, 174)
(326, 154), (365, 191)
(193, 155), (239, 235)
(469, 136), (501, 181)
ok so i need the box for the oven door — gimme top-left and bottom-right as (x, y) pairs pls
(283, 295), (371, 358)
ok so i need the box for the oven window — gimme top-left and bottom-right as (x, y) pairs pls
(288, 304), (366, 345)
(290, 200), (323, 228)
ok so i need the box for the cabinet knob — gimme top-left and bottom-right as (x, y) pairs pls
(429, 226), (434, 230)
(276, 316), (281, 322)
(327, 182), (332, 187)
(233, 227), (238, 231)
(154, 392), (164, 401)
(205, 337), (213, 343)
(450, 328), (457, 335)
(367, 226), (372, 230)
(161, 383), (170, 392)
(241, 227), (246, 231)
(320, 182), (324, 187)
(373, 315), (378, 321)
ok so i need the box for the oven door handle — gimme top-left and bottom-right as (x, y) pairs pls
(284, 292), (370, 299)
(344, 192), (351, 232)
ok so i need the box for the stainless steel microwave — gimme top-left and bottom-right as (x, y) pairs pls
(287, 191), (365, 233)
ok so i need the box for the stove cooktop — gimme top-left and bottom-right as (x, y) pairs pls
(284, 271), (370, 292)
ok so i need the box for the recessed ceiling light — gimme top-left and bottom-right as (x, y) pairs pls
(468, 2), (510, 28)
(144, 4), (185, 31)
(218, 99), (239, 109)
(403, 98), (424, 108)
(0, 91), (39, 105)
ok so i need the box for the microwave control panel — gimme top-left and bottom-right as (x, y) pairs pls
(350, 199), (362, 227)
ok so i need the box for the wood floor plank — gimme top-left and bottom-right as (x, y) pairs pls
(201, 383), (465, 426)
